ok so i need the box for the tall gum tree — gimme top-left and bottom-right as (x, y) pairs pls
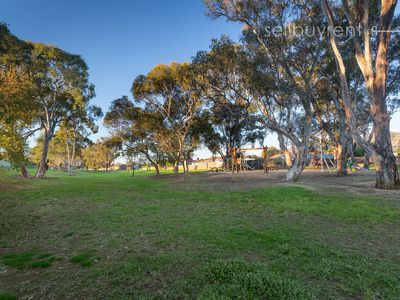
(0, 23), (37, 177)
(81, 140), (119, 171)
(205, 0), (326, 181)
(192, 37), (266, 170)
(132, 63), (204, 175)
(104, 96), (167, 176)
(29, 43), (101, 178)
(31, 125), (91, 173)
(321, 0), (400, 189)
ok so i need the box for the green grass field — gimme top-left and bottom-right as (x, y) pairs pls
(0, 169), (399, 299)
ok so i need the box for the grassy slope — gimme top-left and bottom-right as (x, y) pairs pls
(0, 169), (399, 299)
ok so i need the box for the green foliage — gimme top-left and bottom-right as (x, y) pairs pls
(0, 24), (101, 176)
(81, 140), (119, 170)
(204, 0), (324, 157)
(131, 62), (204, 166)
(192, 36), (266, 156)
(2, 251), (56, 269)
(0, 24), (35, 168)
(30, 42), (102, 177)
(195, 259), (313, 299)
(354, 144), (364, 157)
(0, 123), (28, 167)
(104, 96), (167, 171)
(31, 125), (90, 170)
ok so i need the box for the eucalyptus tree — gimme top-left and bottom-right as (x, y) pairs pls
(244, 54), (313, 179)
(31, 125), (91, 173)
(308, 45), (355, 176)
(104, 96), (167, 175)
(0, 23), (37, 177)
(132, 63), (204, 174)
(62, 117), (100, 175)
(206, 0), (327, 181)
(321, 0), (400, 189)
(32, 109), (101, 175)
(28, 43), (101, 178)
(324, 13), (400, 172)
(192, 37), (266, 170)
(1, 25), (101, 178)
(81, 139), (119, 171)
(354, 15), (400, 169)
(56, 123), (94, 174)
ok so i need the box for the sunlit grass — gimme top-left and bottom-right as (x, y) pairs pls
(0, 170), (399, 299)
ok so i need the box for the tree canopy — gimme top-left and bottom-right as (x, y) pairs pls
(1, 1), (400, 189)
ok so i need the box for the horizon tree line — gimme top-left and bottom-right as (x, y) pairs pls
(1, 0), (399, 189)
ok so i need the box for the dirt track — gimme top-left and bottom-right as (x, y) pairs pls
(157, 169), (400, 201)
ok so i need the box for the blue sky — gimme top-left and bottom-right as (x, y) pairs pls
(2, 1), (400, 158)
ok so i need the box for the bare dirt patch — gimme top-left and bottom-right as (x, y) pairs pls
(152, 170), (400, 200)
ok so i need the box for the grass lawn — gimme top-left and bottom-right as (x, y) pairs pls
(0, 169), (399, 299)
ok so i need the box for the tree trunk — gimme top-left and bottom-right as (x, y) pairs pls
(67, 132), (76, 176)
(35, 130), (51, 178)
(346, 139), (355, 162)
(183, 159), (189, 175)
(321, 0), (398, 189)
(174, 160), (179, 175)
(223, 157), (228, 171)
(21, 163), (29, 178)
(182, 160), (186, 174)
(335, 141), (347, 177)
(154, 164), (160, 176)
(373, 152), (399, 189)
(371, 111), (399, 189)
(371, 0), (399, 189)
(285, 145), (308, 182)
(363, 155), (370, 170)
(284, 107), (312, 182)
(143, 151), (160, 176)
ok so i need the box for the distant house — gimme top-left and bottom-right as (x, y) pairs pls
(189, 157), (224, 170)
(109, 164), (128, 171)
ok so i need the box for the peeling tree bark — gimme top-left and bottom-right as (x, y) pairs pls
(336, 139), (348, 176)
(336, 123), (349, 177)
(321, 0), (399, 189)
(285, 144), (308, 182)
(285, 112), (312, 182)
